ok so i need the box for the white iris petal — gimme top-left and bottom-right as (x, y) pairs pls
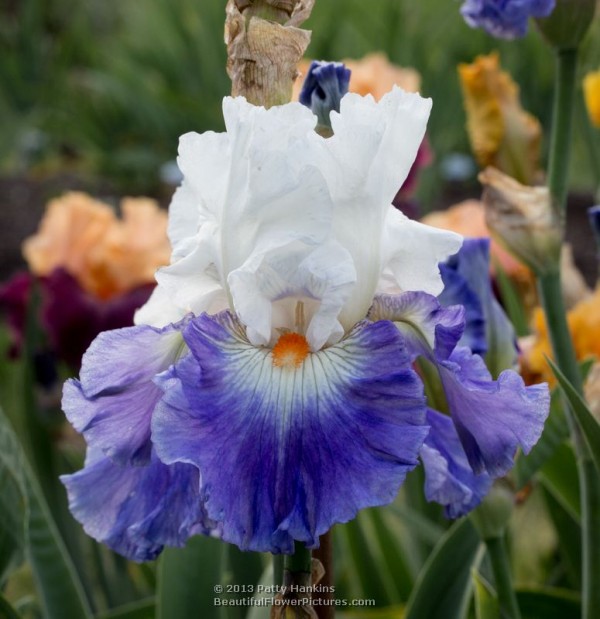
(136, 89), (463, 348)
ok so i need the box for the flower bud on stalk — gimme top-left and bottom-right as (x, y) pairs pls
(536, 0), (596, 50)
(225, 0), (315, 107)
(299, 61), (351, 136)
(479, 167), (562, 275)
(470, 484), (514, 540)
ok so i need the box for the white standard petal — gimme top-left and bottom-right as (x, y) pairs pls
(170, 97), (336, 325)
(380, 207), (463, 297)
(173, 131), (230, 248)
(317, 87), (434, 329)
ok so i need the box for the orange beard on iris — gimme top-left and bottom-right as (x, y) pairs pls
(272, 332), (310, 369)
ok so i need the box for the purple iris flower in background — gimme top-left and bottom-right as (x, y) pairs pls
(461, 0), (556, 39)
(60, 92), (549, 561)
(438, 238), (518, 374)
(0, 268), (154, 371)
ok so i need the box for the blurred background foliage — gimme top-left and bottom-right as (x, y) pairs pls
(2, 0), (600, 199)
(1, 2), (600, 618)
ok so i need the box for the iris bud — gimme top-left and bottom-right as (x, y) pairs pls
(479, 167), (562, 275)
(470, 484), (514, 540)
(536, 0), (596, 49)
(299, 61), (351, 133)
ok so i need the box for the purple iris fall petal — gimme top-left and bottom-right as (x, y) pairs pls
(438, 346), (549, 477)
(421, 409), (492, 518)
(460, 0), (556, 39)
(62, 319), (187, 466)
(61, 450), (212, 562)
(368, 290), (549, 487)
(439, 238), (517, 371)
(153, 310), (428, 553)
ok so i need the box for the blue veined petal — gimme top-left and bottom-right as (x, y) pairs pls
(439, 238), (517, 371)
(367, 291), (549, 480)
(438, 346), (549, 477)
(153, 311), (428, 553)
(62, 320), (187, 465)
(368, 292), (465, 361)
(60, 450), (213, 562)
(421, 409), (492, 518)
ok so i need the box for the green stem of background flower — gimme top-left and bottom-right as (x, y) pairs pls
(539, 45), (600, 619)
(537, 272), (600, 619)
(547, 48), (578, 212)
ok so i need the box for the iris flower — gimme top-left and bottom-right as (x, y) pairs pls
(460, 0), (556, 39)
(61, 89), (549, 561)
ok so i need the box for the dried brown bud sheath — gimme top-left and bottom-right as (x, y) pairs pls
(225, 0), (315, 107)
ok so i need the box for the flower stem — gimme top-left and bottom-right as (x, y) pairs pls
(537, 272), (582, 392)
(284, 542), (312, 587)
(273, 554), (284, 587)
(312, 531), (334, 619)
(485, 535), (521, 619)
(547, 48), (578, 213)
(538, 271), (600, 619)
(540, 43), (600, 619)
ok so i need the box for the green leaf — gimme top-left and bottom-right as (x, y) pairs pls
(157, 535), (225, 619)
(95, 597), (155, 619)
(0, 408), (92, 619)
(0, 593), (22, 619)
(339, 516), (393, 606)
(404, 518), (482, 619)
(222, 546), (264, 619)
(539, 443), (581, 522)
(387, 504), (445, 548)
(339, 606), (404, 619)
(493, 263), (529, 338)
(0, 405), (27, 584)
(548, 357), (600, 476)
(542, 488), (581, 588)
(246, 564), (273, 619)
(516, 587), (580, 619)
(367, 508), (415, 601)
(472, 571), (500, 619)
(338, 508), (416, 605)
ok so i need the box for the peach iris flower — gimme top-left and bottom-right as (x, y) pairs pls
(23, 192), (170, 300)
(343, 53), (421, 99)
